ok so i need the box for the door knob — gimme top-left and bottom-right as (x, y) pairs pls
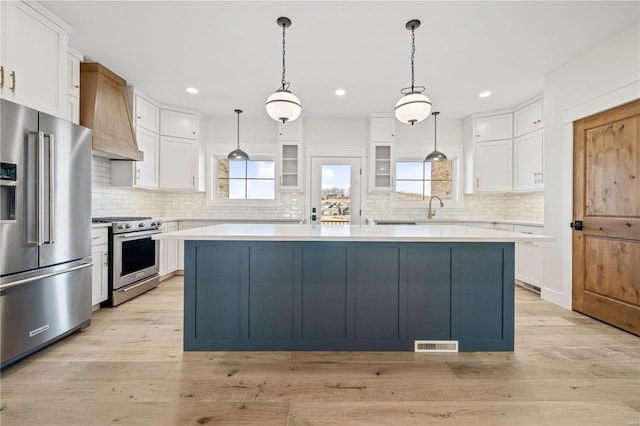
(570, 220), (583, 231)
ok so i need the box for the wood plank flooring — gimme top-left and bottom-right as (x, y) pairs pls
(1, 277), (638, 425)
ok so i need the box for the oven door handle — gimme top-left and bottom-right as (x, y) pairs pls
(117, 230), (162, 239)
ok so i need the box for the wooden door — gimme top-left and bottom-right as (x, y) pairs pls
(573, 99), (640, 335)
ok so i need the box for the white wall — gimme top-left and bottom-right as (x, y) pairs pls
(542, 23), (640, 309)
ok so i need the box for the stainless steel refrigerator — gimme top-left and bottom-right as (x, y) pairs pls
(0, 99), (92, 368)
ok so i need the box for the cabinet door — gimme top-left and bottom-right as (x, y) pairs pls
(136, 95), (159, 133)
(66, 50), (81, 124)
(514, 130), (543, 191)
(136, 127), (159, 188)
(369, 143), (393, 191)
(159, 137), (195, 189)
(160, 109), (198, 139)
(474, 113), (513, 142)
(474, 140), (513, 192)
(369, 116), (395, 141)
(278, 119), (303, 141)
(514, 225), (543, 287)
(91, 243), (108, 305)
(280, 142), (302, 191)
(66, 50), (80, 98)
(166, 223), (179, 273)
(514, 100), (543, 137)
(2, 2), (67, 117)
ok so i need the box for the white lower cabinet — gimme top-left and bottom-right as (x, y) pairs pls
(160, 221), (179, 278)
(514, 225), (543, 288)
(91, 228), (108, 306)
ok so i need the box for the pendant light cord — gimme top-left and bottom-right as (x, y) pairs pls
(281, 23), (287, 90)
(410, 26), (415, 91)
(434, 112), (437, 150)
(236, 110), (241, 149)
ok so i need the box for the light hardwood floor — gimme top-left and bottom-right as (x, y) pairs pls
(1, 277), (638, 425)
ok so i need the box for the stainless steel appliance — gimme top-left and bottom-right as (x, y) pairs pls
(1, 99), (92, 369)
(92, 217), (161, 306)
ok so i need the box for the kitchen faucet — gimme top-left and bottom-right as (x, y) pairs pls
(428, 196), (444, 219)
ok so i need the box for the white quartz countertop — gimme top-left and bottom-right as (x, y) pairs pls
(369, 218), (544, 227)
(153, 224), (554, 243)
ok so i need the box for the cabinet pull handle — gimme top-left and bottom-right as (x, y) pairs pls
(476, 178), (479, 188)
(9, 70), (16, 92)
(0, 66), (3, 88)
(104, 252), (109, 266)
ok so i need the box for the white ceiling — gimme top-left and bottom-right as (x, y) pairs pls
(45, 1), (639, 120)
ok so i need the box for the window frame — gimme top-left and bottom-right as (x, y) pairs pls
(206, 153), (279, 206)
(391, 147), (464, 209)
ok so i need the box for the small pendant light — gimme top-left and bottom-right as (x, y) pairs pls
(265, 17), (302, 123)
(395, 20), (432, 125)
(425, 111), (447, 162)
(228, 109), (249, 161)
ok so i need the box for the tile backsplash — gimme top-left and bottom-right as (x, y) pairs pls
(93, 157), (543, 222)
(366, 192), (544, 222)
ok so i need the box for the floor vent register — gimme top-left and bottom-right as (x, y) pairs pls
(414, 340), (459, 353)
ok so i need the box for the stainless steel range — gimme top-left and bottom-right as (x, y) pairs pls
(92, 217), (162, 306)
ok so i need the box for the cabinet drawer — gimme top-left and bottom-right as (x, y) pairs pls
(91, 228), (108, 246)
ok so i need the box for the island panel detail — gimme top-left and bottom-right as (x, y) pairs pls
(184, 241), (514, 351)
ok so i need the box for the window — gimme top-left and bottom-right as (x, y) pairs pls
(395, 160), (453, 200)
(390, 147), (463, 208)
(215, 158), (276, 200)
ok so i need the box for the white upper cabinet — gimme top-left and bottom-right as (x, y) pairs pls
(278, 119), (303, 141)
(514, 98), (543, 137)
(369, 114), (395, 141)
(1, 1), (70, 117)
(160, 109), (199, 139)
(112, 88), (160, 188)
(368, 114), (395, 192)
(66, 47), (82, 124)
(135, 95), (159, 133)
(514, 129), (544, 191)
(474, 113), (513, 142)
(278, 118), (304, 191)
(159, 136), (196, 190)
(474, 139), (513, 192)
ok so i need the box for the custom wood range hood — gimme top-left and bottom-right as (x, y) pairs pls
(80, 63), (143, 161)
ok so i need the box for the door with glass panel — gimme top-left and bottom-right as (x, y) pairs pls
(310, 157), (361, 224)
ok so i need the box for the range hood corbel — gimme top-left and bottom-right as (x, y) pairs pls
(80, 63), (143, 161)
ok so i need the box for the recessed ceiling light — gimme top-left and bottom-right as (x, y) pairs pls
(186, 87), (199, 94)
(335, 88), (346, 96)
(479, 91), (492, 98)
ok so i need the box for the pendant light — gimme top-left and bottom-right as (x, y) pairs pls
(228, 109), (249, 161)
(265, 17), (302, 123)
(425, 111), (447, 162)
(395, 20), (432, 125)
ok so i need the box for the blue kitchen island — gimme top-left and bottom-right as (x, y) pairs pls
(155, 224), (550, 352)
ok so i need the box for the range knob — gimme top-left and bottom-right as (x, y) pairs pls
(125, 224), (132, 229)
(118, 224), (125, 229)
(139, 223), (145, 228)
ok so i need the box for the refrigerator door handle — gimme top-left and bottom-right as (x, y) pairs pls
(46, 133), (55, 244)
(37, 131), (45, 246)
(0, 262), (93, 292)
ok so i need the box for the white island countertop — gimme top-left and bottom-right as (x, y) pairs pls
(153, 224), (554, 243)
